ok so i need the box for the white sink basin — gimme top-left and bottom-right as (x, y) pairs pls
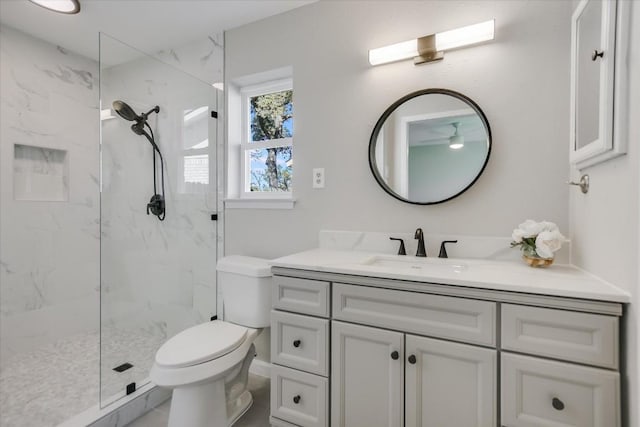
(360, 255), (468, 274)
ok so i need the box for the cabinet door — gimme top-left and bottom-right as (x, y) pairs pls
(331, 321), (403, 427)
(570, 0), (627, 168)
(405, 335), (496, 427)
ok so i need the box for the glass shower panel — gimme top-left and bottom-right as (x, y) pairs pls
(99, 33), (218, 406)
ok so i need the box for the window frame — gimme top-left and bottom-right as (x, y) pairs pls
(239, 78), (293, 199)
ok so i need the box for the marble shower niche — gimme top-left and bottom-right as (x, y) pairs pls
(13, 144), (69, 201)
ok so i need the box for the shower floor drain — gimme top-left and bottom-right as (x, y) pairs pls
(112, 362), (134, 373)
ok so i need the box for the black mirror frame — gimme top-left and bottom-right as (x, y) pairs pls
(368, 88), (492, 205)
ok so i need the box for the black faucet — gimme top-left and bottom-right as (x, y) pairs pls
(438, 240), (458, 258)
(414, 228), (427, 257)
(389, 237), (406, 255)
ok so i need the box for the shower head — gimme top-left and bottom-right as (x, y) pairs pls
(112, 100), (141, 122)
(112, 100), (160, 124)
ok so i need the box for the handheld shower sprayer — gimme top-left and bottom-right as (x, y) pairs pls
(112, 100), (166, 221)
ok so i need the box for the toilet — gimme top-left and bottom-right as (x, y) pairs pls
(150, 256), (272, 427)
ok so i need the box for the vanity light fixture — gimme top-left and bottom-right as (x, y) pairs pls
(28, 0), (80, 14)
(449, 122), (464, 150)
(369, 19), (495, 66)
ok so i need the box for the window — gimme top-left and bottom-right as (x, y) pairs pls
(240, 79), (293, 198)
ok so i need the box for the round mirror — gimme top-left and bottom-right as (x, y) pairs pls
(369, 89), (491, 205)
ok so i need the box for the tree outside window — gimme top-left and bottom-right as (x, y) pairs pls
(241, 80), (293, 197)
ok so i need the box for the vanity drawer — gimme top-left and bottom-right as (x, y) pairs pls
(271, 310), (329, 376)
(501, 353), (620, 427)
(501, 304), (618, 369)
(332, 283), (496, 346)
(271, 365), (328, 427)
(273, 276), (330, 317)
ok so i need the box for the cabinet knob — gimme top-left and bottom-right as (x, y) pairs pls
(552, 397), (565, 411)
(592, 49), (604, 61)
(293, 395), (301, 404)
(293, 340), (301, 348)
(408, 355), (417, 364)
(391, 351), (399, 360)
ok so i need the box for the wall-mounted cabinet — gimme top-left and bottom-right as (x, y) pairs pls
(570, 0), (630, 169)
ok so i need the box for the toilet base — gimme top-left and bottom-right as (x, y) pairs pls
(168, 379), (227, 427)
(228, 390), (252, 426)
(167, 382), (253, 427)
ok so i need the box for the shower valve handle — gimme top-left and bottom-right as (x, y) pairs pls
(147, 194), (165, 217)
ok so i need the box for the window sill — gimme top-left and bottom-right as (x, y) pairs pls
(224, 198), (296, 210)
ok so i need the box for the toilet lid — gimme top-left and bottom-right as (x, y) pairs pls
(155, 321), (248, 368)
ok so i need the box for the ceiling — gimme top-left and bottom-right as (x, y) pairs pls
(0, 0), (315, 60)
(408, 113), (486, 147)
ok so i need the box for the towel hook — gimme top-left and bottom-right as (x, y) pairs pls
(567, 174), (589, 194)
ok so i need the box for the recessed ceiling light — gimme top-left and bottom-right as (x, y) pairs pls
(28, 0), (80, 14)
(449, 122), (464, 150)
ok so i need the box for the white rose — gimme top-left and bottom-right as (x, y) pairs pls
(515, 219), (545, 239)
(511, 228), (527, 243)
(535, 229), (566, 259)
(540, 221), (559, 233)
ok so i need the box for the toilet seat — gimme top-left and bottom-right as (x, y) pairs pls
(155, 321), (248, 369)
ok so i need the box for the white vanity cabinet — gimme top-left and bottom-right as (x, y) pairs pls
(269, 268), (623, 427)
(331, 321), (497, 427)
(271, 276), (331, 427)
(500, 304), (620, 427)
(330, 283), (497, 427)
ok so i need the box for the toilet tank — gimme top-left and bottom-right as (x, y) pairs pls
(216, 256), (272, 328)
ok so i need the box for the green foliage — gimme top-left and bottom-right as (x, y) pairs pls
(250, 158), (292, 192)
(250, 90), (292, 141)
(249, 90), (293, 192)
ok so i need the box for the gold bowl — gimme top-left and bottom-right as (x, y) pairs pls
(522, 255), (554, 268)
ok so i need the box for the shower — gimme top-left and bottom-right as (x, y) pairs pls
(112, 100), (166, 220)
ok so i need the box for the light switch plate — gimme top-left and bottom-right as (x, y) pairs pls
(313, 168), (325, 188)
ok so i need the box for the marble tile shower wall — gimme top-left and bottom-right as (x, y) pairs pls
(100, 38), (221, 351)
(0, 25), (100, 367)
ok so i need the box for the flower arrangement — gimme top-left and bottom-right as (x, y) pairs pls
(510, 220), (566, 266)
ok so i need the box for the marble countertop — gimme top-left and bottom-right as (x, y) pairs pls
(270, 249), (630, 303)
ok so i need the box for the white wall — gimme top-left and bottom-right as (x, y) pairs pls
(569, 2), (640, 426)
(0, 25), (99, 367)
(224, 0), (572, 259)
(224, 0), (573, 366)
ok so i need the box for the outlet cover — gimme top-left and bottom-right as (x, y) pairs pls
(313, 168), (325, 188)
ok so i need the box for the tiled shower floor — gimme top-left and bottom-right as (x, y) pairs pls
(0, 328), (165, 427)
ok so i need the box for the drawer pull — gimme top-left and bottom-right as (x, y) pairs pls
(293, 395), (301, 404)
(391, 351), (399, 360)
(552, 397), (565, 411)
(293, 339), (301, 348)
(408, 354), (417, 364)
